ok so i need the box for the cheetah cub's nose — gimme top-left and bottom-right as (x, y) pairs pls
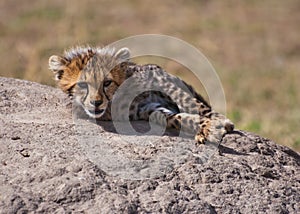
(224, 119), (234, 133)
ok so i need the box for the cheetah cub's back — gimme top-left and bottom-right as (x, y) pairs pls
(49, 46), (234, 145)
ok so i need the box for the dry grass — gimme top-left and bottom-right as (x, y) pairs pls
(0, 0), (299, 151)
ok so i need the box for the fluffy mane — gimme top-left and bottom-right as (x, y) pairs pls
(63, 46), (118, 61)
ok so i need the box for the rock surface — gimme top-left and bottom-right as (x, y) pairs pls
(0, 77), (299, 213)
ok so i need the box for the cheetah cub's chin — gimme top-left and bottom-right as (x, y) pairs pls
(84, 107), (105, 119)
(49, 45), (234, 145)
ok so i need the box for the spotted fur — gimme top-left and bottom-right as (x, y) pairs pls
(49, 46), (234, 144)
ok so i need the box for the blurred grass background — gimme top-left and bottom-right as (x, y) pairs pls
(0, 0), (299, 151)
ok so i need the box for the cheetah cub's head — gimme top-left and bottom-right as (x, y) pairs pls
(49, 46), (130, 118)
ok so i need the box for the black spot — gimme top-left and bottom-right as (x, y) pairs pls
(67, 85), (75, 95)
(174, 119), (180, 128)
(120, 62), (127, 68)
(171, 124), (177, 129)
(57, 70), (64, 79)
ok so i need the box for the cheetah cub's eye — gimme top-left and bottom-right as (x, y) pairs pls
(77, 82), (88, 89)
(103, 80), (112, 87)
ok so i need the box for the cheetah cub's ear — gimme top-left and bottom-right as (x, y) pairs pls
(49, 55), (69, 81)
(115, 47), (130, 61)
(48, 54), (83, 95)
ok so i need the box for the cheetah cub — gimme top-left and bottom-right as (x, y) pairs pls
(49, 46), (234, 144)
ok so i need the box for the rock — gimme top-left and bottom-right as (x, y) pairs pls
(0, 77), (299, 213)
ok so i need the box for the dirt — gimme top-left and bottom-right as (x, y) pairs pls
(0, 77), (299, 213)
